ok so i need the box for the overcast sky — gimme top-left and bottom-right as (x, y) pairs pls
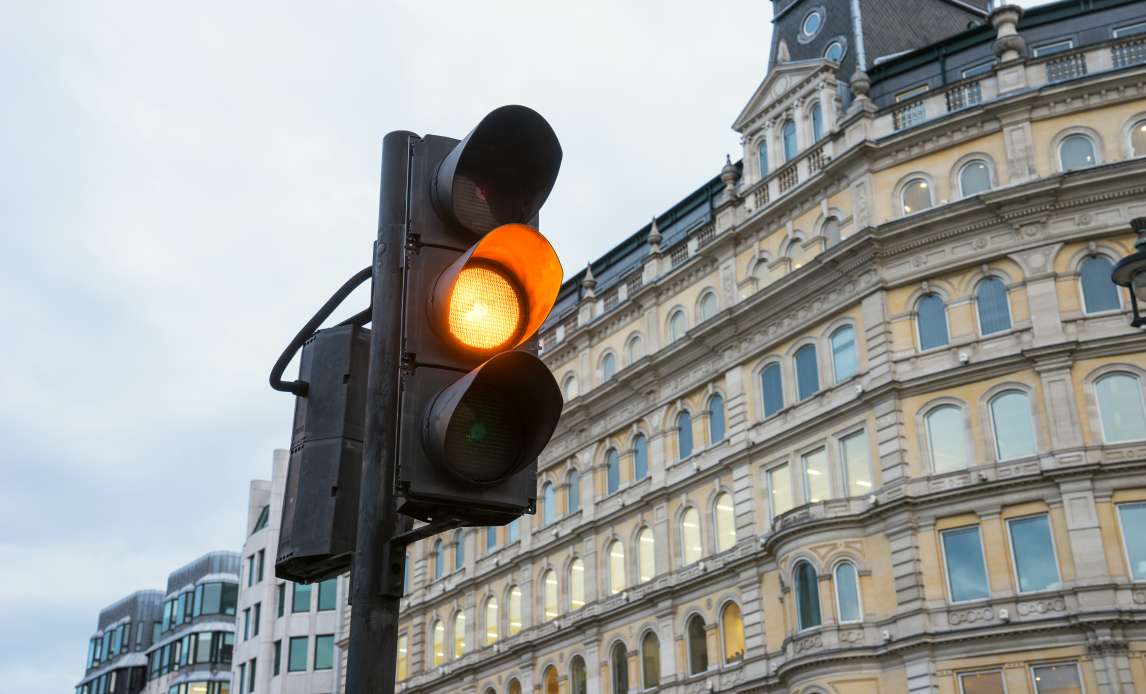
(0, 2), (1050, 692)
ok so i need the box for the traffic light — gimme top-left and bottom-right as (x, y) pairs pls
(395, 105), (565, 526)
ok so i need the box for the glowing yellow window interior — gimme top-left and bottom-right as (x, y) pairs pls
(448, 265), (523, 351)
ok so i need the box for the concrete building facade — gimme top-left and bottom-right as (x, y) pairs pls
(381, 1), (1146, 693)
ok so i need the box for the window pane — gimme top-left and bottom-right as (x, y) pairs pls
(641, 631), (660, 688)
(1060, 134), (1096, 170)
(795, 345), (820, 400)
(626, 335), (643, 363)
(803, 448), (830, 503)
(317, 578), (337, 611)
(543, 571), (558, 621)
(1080, 256), (1121, 313)
(508, 587), (522, 636)
(927, 406), (968, 473)
(542, 483), (555, 526)
(835, 562), (862, 622)
(769, 464), (793, 518)
(1118, 503), (1146, 580)
(942, 527), (990, 602)
(1096, 373), (1146, 442)
(1133, 120), (1146, 157)
(570, 657), (587, 694)
(433, 540), (444, 579)
(288, 636), (307, 672)
(484, 598), (498, 645)
(454, 531), (465, 568)
(825, 40), (845, 62)
(917, 294), (949, 350)
(507, 518), (519, 544)
(687, 616), (708, 674)
(991, 391), (1036, 460)
(602, 353), (616, 381)
(396, 635), (408, 680)
(708, 395), (725, 443)
(901, 179), (933, 214)
(486, 526), (497, 551)
(715, 493), (736, 552)
(570, 559), (585, 609)
(831, 326), (857, 382)
(677, 411), (693, 459)
(841, 430), (872, 496)
(314, 634), (333, 670)
(638, 528), (655, 582)
(567, 469), (581, 513)
(700, 293), (717, 321)
(960, 671), (1006, 694)
(669, 312), (686, 342)
(960, 161), (991, 196)
(811, 103), (823, 141)
(762, 363), (784, 416)
(291, 583), (311, 613)
(453, 613), (466, 657)
(606, 448), (620, 494)
(1032, 663), (1082, 693)
(1009, 515), (1061, 592)
(681, 508), (702, 564)
(609, 541), (626, 594)
(633, 435), (648, 481)
(823, 217), (842, 246)
(431, 621), (444, 665)
(795, 562), (821, 629)
(758, 141), (768, 177)
(611, 643), (629, 694)
(976, 277), (1011, 334)
(721, 603), (744, 663)
(783, 120), (798, 161)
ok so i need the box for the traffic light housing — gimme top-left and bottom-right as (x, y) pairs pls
(395, 106), (565, 526)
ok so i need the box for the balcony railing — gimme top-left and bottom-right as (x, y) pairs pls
(778, 165), (798, 193)
(753, 185), (769, 208)
(696, 223), (716, 248)
(893, 100), (927, 131)
(808, 146), (827, 174)
(1113, 36), (1146, 69)
(670, 244), (688, 268)
(945, 81), (982, 111)
(1047, 52), (1087, 83)
(603, 291), (618, 312)
(625, 273), (643, 296)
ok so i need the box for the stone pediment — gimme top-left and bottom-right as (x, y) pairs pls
(731, 58), (833, 134)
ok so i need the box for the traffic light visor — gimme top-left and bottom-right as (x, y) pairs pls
(433, 223), (563, 355)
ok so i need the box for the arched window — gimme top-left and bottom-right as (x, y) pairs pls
(433, 539), (445, 580)
(686, 615), (709, 675)
(990, 390), (1037, 460)
(783, 119), (798, 161)
(959, 160), (991, 197)
(830, 325), (857, 382)
(1096, 372), (1146, 443)
(544, 666), (559, 694)
(566, 468), (580, 514)
(698, 291), (718, 322)
(916, 294), (949, 350)
(761, 362), (784, 417)
(975, 277), (1011, 334)
(900, 178), (932, 215)
(786, 236), (809, 269)
(714, 492), (736, 552)
(607, 540), (626, 594)
(677, 410), (693, 459)
(507, 586), (522, 636)
(752, 257), (770, 289)
(542, 570), (558, 621)
(835, 561), (862, 623)
(637, 527), (655, 582)
(681, 507), (703, 565)
(758, 141), (769, 177)
(824, 39), (846, 62)
(569, 656), (587, 694)
(610, 642), (629, 694)
(1059, 133), (1097, 170)
(1132, 119), (1146, 157)
(431, 620), (445, 666)
(632, 434), (648, 481)
(822, 216), (842, 246)
(541, 482), (556, 526)
(811, 103), (823, 142)
(708, 394), (725, 443)
(601, 352), (617, 382)
(641, 631), (660, 688)
(606, 447), (621, 495)
(721, 603), (745, 663)
(926, 405), (969, 473)
(563, 374), (578, 401)
(454, 530), (465, 571)
(626, 334), (644, 364)
(668, 310), (687, 343)
(484, 597), (498, 645)
(452, 611), (466, 658)
(795, 344), (820, 400)
(794, 561), (822, 630)
(508, 679), (522, 694)
(485, 526), (497, 552)
(1080, 255), (1121, 314)
(569, 558), (586, 610)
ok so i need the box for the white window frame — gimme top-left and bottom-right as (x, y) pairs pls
(832, 559), (863, 624)
(1114, 21), (1146, 38)
(1077, 254), (1123, 316)
(801, 446), (831, 505)
(939, 524), (991, 604)
(1115, 501), (1146, 582)
(1057, 132), (1100, 173)
(900, 177), (934, 217)
(766, 462), (792, 523)
(896, 84), (929, 102)
(961, 60), (995, 79)
(1029, 662), (1084, 693)
(957, 158), (993, 199)
(838, 426), (872, 497)
(914, 293), (950, 352)
(987, 389), (1037, 462)
(1094, 371), (1146, 444)
(718, 601), (744, 666)
(1004, 512), (1062, 595)
(1033, 38), (1074, 57)
(958, 669), (1008, 694)
(973, 276), (1013, 336)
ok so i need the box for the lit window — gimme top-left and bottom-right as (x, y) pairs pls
(450, 612), (465, 658)
(633, 434), (648, 480)
(608, 541), (626, 594)
(484, 597), (498, 645)
(1096, 372), (1146, 443)
(601, 352), (616, 382)
(714, 493), (736, 552)
(958, 670), (1005, 694)
(686, 615), (708, 674)
(841, 430), (872, 496)
(783, 120), (798, 161)
(606, 447), (621, 495)
(669, 310), (687, 343)
(431, 621), (444, 666)
(508, 679), (523, 694)
(641, 631), (660, 688)
(802, 448), (830, 503)
(397, 634), (408, 680)
(542, 570), (558, 621)
(960, 160), (992, 197)
(544, 666), (559, 694)
(569, 558), (586, 609)
(835, 561), (862, 622)
(787, 237), (808, 268)
(1117, 503), (1146, 580)
(916, 294), (949, 350)
(941, 526), (989, 602)
(1059, 133), (1096, 171)
(433, 539), (445, 580)
(507, 586), (522, 636)
(611, 642), (629, 694)
(638, 527), (656, 582)
(824, 39), (846, 62)
(541, 483), (556, 526)
(822, 216), (842, 246)
(677, 410), (693, 459)
(570, 656), (587, 694)
(794, 561), (822, 629)
(801, 9), (823, 37)
(1080, 255), (1121, 314)
(721, 603), (745, 664)
(1008, 514), (1061, 593)
(708, 394), (725, 443)
(901, 178), (933, 215)
(699, 292), (718, 322)
(761, 362), (784, 417)
(811, 103), (823, 142)
(288, 636), (308, 672)
(975, 277), (1011, 334)
(990, 390), (1036, 460)
(681, 507), (702, 565)
(926, 405), (969, 473)
(566, 468), (580, 514)
(795, 344), (820, 400)
(758, 141), (769, 177)
(1132, 120), (1146, 157)
(1031, 663), (1082, 693)
(830, 325), (856, 382)
(769, 464), (793, 519)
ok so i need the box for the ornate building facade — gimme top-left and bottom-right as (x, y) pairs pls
(378, 1), (1146, 693)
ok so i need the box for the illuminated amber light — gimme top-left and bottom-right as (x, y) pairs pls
(448, 265), (523, 351)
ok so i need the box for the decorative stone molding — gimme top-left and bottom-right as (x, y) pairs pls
(947, 606), (995, 625)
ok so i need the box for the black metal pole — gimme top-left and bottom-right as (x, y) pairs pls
(347, 130), (415, 694)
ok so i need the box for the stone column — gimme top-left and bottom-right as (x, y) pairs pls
(582, 534), (599, 605)
(1059, 479), (1109, 584)
(1036, 357), (1085, 455)
(656, 602), (677, 684)
(737, 566), (767, 661)
(1009, 243), (1065, 345)
(653, 502), (671, 578)
(584, 641), (601, 694)
(731, 461), (757, 543)
(723, 365), (748, 446)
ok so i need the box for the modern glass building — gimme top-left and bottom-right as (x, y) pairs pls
(77, 590), (164, 694)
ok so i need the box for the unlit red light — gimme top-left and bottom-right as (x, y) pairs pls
(448, 266), (523, 351)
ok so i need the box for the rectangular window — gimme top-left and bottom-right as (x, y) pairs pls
(237, 664), (245, 694)
(317, 578), (337, 611)
(256, 550), (265, 583)
(201, 583), (222, 614)
(292, 583), (312, 613)
(288, 636), (308, 672)
(1008, 514), (1061, 593)
(314, 634), (334, 671)
(961, 60), (995, 79)
(802, 448), (831, 503)
(896, 83), (929, 102)
(252, 603), (261, 637)
(1118, 502), (1146, 580)
(221, 583), (239, 616)
(941, 526), (990, 602)
(397, 633), (408, 680)
(243, 608), (250, 641)
(248, 658), (256, 693)
(1033, 38), (1074, 57)
(1031, 662), (1082, 693)
(273, 641), (281, 676)
(1114, 21), (1146, 38)
(247, 554), (255, 587)
(768, 464), (793, 520)
(193, 585), (204, 617)
(840, 430), (872, 497)
(960, 669), (1007, 693)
